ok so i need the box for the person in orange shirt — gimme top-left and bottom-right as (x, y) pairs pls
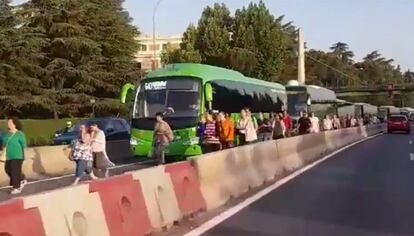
(218, 112), (235, 149)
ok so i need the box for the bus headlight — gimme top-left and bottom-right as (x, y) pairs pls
(183, 137), (200, 146)
(130, 138), (138, 146)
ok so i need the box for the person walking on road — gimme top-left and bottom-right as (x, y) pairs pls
(71, 125), (98, 185)
(197, 114), (207, 143)
(332, 115), (341, 129)
(237, 109), (258, 145)
(153, 112), (173, 165)
(257, 113), (273, 141)
(282, 111), (293, 137)
(322, 115), (333, 131)
(357, 116), (364, 127)
(272, 114), (286, 140)
(310, 112), (320, 133)
(298, 112), (312, 135)
(1, 118), (28, 195)
(246, 108), (258, 132)
(350, 115), (357, 127)
(345, 114), (352, 128)
(91, 123), (113, 178)
(202, 113), (221, 153)
(218, 112), (235, 149)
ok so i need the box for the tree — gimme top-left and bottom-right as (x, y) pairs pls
(19, 0), (103, 118)
(403, 70), (414, 84)
(161, 1), (288, 81)
(5, 0), (141, 118)
(356, 50), (406, 87)
(161, 24), (201, 65)
(195, 3), (232, 66)
(330, 42), (354, 64)
(0, 0), (45, 117)
(363, 50), (383, 62)
(232, 1), (287, 81)
(277, 15), (298, 83)
(79, 0), (141, 97)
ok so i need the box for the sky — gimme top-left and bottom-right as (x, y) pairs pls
(13, 0), (414, 71)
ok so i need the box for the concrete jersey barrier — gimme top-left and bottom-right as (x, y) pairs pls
(0, 125), (384, 235)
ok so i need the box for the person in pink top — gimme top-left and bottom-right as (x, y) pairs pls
(282, 111), (293, 137)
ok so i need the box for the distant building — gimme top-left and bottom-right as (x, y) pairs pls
(136, 35), (182, 71)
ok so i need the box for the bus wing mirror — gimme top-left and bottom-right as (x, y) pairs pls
(307, 97), (311, 105)
(205, 83), (213, 103)
(120, 83), (136, 104)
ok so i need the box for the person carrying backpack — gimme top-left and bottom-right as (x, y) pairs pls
(153, 112), (173, 165)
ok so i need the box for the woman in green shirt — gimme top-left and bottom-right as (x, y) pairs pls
(2, 117), (27, 195)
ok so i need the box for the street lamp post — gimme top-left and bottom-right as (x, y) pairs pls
(90, 99), (96, 118)
(152, 0), (164, 70)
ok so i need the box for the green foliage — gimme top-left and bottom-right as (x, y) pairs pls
(161, 1), (410, 88)
(161, 24), (202, 65)
(300, 44), (407, 88)
(195, 3), (232, 66)
(232, 1), (286, 80)
(161, 0), (287, 81)
(0, 0), (140, 119)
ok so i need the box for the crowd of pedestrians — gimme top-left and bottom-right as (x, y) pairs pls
(299, 112), (379, 134)
(191, 109), (381, 154)
(0, 109), (381, 195)
(194, 108), (296, 153)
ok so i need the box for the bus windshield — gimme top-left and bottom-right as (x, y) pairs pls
(134, 78), (201, 118)
(287, 93), (308, 117)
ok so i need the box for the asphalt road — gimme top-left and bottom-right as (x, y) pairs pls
(0, 158), (156, 202)
(204, 131), (414, 236)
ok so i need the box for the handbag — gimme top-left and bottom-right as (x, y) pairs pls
(0, 133), (17, 162)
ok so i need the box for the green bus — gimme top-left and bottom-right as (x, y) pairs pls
(286, 80), (337, 124)
(120, 63), (286, 160)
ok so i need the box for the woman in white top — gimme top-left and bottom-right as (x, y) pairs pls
(350, 116), (357, 127)
(322, 115), (333, 131)
(90, 123), (114, 178)
(237, 109), (258, 145)
(309, 112), (320, 133)
(357, 116), (364, 126)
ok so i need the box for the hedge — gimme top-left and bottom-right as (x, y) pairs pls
(0, 118), (85, 146)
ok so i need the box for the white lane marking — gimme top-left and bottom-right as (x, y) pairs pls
(410, 153), (414, 161)
(409, 141), (413, 145)
(184, 133), (384, 236)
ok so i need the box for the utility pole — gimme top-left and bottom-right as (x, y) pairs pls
(297, 28), (306, 85)
(152, 0), (164, 70)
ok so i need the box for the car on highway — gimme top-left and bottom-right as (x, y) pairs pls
(54, 118), (131, 145)
(387, 115), (411, 134)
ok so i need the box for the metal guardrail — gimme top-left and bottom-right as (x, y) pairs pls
(330, 84), (414, 93)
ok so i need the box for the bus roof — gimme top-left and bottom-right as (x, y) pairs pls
(286, 84), (337, 103)
(146, 63), (285, 91)
(354, 102), (377, 107)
